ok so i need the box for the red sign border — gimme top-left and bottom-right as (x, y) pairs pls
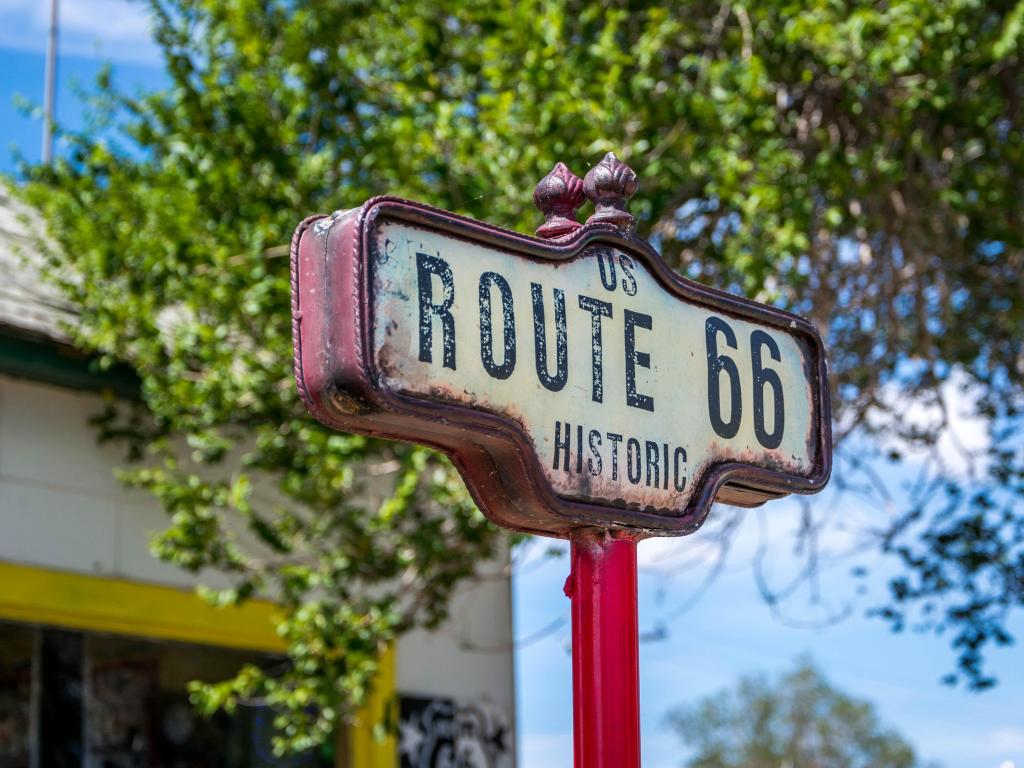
(291, 197), (832, 538)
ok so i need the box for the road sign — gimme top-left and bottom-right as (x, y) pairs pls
(291, 159), (830, 539)
(292, 153), (833, 768)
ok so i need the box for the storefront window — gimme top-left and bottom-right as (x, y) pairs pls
(0, 623), (330, 768)
(0, 625), (33, 768)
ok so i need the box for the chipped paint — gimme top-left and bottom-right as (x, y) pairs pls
(370, 221), (818, 516)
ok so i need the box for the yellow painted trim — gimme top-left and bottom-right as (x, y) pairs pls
(0, 562), (284, 652)
(348, 644), (397, 768)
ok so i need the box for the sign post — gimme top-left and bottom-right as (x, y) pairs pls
(567, 529), (640, 768)
(291, 151), (831, 766)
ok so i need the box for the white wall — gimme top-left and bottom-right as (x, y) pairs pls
(398, 544), (516, 717)
(0, 372), (516, 746)
(0, 374), (197, 586)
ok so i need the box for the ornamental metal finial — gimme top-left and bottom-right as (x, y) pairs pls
(534, 162), (585, 238)
(583, 152), (639, 231)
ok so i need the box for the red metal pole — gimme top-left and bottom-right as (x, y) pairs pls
(565, 528), (641, 768)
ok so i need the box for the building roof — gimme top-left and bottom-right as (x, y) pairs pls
(0, 185), (76, 344)
(0, 186), (137, 397)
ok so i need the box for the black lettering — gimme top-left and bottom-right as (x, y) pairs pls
(663, 443), (670, 489)
(578, 295), (613, 403)
(751, 330), (785, 449)
(645, 440), (660, 488)
(532, 283), (568, 392)
(416, 252), (456, 369)
(596, 249), (617, 291)
(706, 317), (742, 439)
(673, 447), (688, 491)
(607, 433), (623, 481)
(619, 254), (637, 296)
(626, 438), (642, 484)
(587, 430), (603, 476)
(624, 310), (654, 412)
(479, 271), (516, 379)
(576, 424), (584, 474)
(553, 421), (570, 472)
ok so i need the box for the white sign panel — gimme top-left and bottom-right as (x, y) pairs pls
(372, 221), (817, 515)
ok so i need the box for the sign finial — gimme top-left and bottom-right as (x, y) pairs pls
(534, 162), (585, 239)
(583, 152), (638, 231)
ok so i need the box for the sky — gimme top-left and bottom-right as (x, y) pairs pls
(1, 3), (1022, 767)
(0, 0), (161, 174)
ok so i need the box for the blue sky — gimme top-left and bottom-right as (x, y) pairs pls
(516, 500), (1024, 768)
(0, 0), (161, 174)
(1, 3), (1021, 766)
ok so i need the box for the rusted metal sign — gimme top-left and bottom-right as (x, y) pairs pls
(291, 155), (831, 537)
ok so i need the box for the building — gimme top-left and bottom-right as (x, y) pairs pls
(0, 187), (515, 768)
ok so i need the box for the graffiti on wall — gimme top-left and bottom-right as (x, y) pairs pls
(398, 696), (511, 768)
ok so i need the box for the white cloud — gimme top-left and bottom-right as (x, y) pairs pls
(638, 535), (723, 573)
(866, 367), (992, 479)
(0, 0), (159, 64)
(916, 726), (1024, 763)
(992, 728), (1024, 754)
(518, 732), (572, 768)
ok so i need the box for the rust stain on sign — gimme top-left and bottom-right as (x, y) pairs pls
(372, 221), (814, 515)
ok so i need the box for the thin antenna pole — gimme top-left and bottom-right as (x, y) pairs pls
(42, 0), (58, 165)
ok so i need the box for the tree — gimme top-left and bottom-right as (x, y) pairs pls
(12, 0), (1024, 751)
(667, 659), (936, 768)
